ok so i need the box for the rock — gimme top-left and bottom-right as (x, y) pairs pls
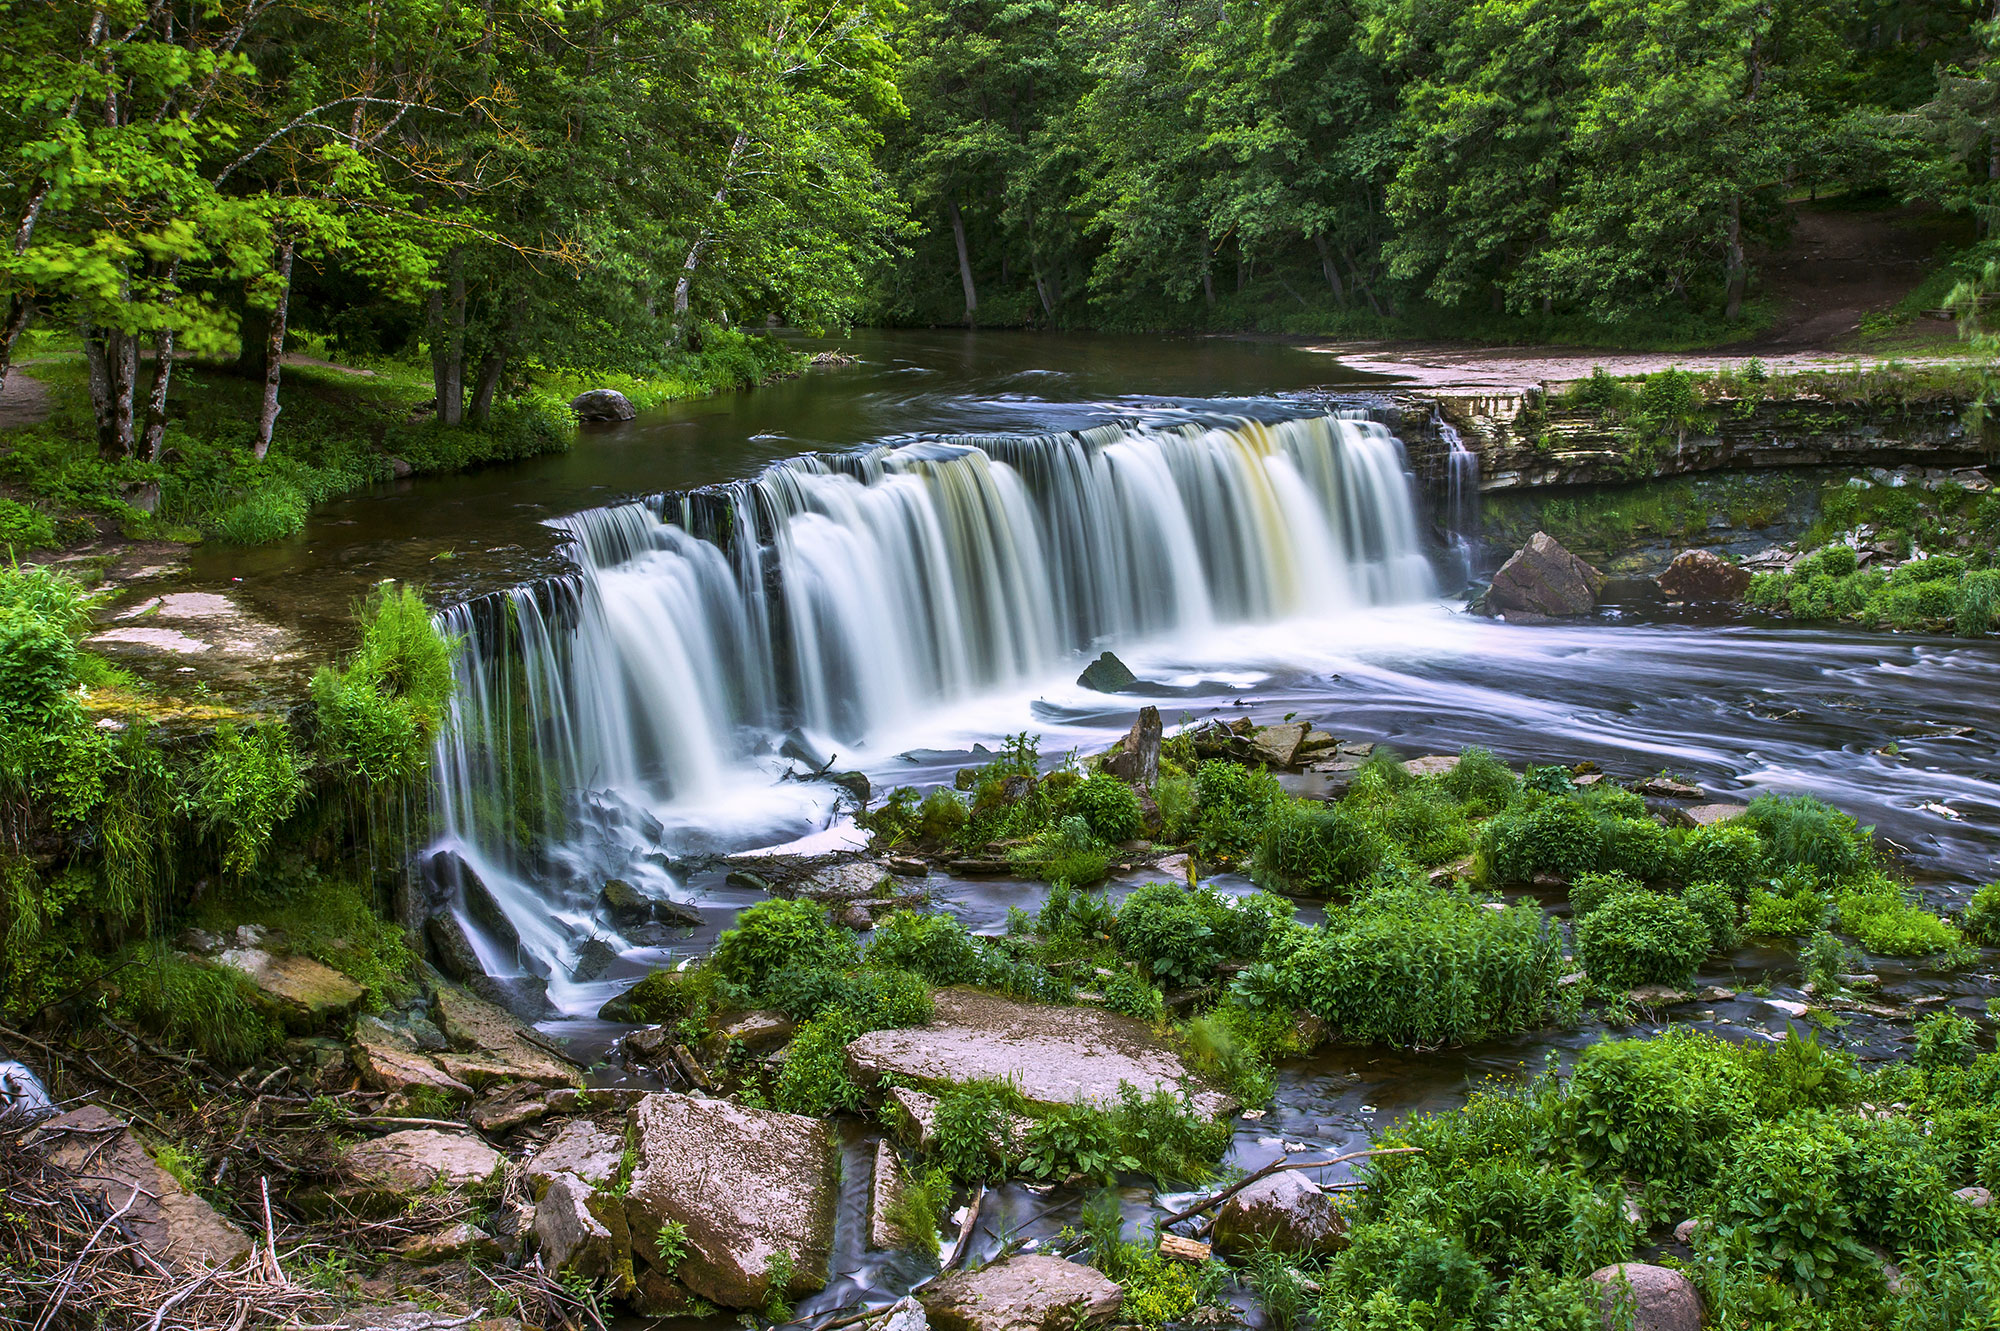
(425, 911), (486, 984)
(1672, 1219), (1708, 1246)
(1298, 730), (1336, 757)
(460, 873), (523, 956)
(598, 880), (702, 931)
(1102, 706), (1164, 788)
(624, 1092), (838, 1308)
(1628, 985), (1694, 1008)
(1403, 754), (1460, 778)
(711, 1010), (796, 1055)
(879, 1296), (929, 1331)
(430, 982), (581, 1089)
(1585, 1264), (1702, 1331)
(839, 904), (874, 931)
(210, 946), (365, 1032)
(526, 1117), (628, 1197)
(633, 1267), (707, 1317)
(1212, 1172), (1349, 1256)
(1249, 723), (1309, 769)
(1658, 549), (1753, 602)
(466, 1084), (549, 1134)
(28, 1106), (253, 1272)
(535, 1172), (620, 1280)
(829, 771), (872, 803)
(1766, 998), (1811, 1018)
(573, 936), (620, 983)
(467, 974), (558, 1022)
(869, 1139), (903, 1250)
(398, 1222), (500, 1264)
(947, 857), (1011, 875)
(1077, 651), (1138, 694)
(1675, 802), (1746, 829)
(922, 1255), (1123, 1331)
(845, 988), (1233, 1119)
(350, 1025), (474, 1102)
(886, 856), (929, 877)
(571, 389), (636, 421)
(342, 1130), (502, 1196)
(1484, 532), (1605, 618)
(1633, 775), (1702, 799)
(1954, 1185), (1992, 1207)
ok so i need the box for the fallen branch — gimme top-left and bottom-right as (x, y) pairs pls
(1160, 1147), (1422, 1229)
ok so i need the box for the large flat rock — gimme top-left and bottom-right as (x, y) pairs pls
(30, 1106), (253, 1273)
(623, 1092), (838, 1308)
(922, 1255), (1122, 1331)
(431, 982), (581, 1089)
(213, 946), (365, 1031)
(846, 988), (1233, 1118)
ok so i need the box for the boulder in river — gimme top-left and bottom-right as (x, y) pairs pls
(29, 1105), (253, 1272)
(1482, 532), (1605, 619)
(1212, 1172), (1349, 1255)
(846, 987), (1234, 1119)
(1249, 722), (1308, 769)
(922, 1254), (1122, 1331)
(599, 878), (703, 930)
(1657, 548), (1753, 602)
(571, 389), (637, 421)
(623, 1091), (838, 1308)
(1077, 650), (1139, 693)
(1586, 1263), (1702, 1331)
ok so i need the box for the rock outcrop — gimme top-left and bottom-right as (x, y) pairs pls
(1101, 706), (1163, 788)
(1657, 548), (1753, 601)
(623, 1092), (838, 1308)
(571, 389), (637, 421)
(1212, 1172), (1349, 1255)
(1482, 532), (1605, 619)
(1076, 651), (1138, 693)
(1586, 1263), (1703, 1331)
(846, 987), (1234, 1119)
(922, 1255), (1123, 1331)
(29, 1106), (253, 1272)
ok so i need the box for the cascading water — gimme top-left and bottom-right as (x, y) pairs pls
(1438, 417), (1482, 590)
(427, 413), (1437, 1010)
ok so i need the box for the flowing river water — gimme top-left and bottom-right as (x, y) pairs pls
(199, 331), (2000, 1318)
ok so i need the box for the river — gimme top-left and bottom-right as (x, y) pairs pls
(204, 330), (2000, 1318)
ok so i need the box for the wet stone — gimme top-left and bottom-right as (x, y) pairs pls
(1586, 1263), (1702, 1331)
(922, 1255), (1123, 1331)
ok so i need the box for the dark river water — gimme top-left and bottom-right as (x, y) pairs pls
(201, 330), (1999, 1319)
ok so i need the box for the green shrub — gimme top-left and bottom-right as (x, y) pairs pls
(1440, 746), (1517, 814)
(210, 483), (309, 544)
(1914, 1011), (1979, 1071)
(1251, 799), (1386, 894)
(1355, 782), (1474, 867)
(1154, 772), (1197, 842)
(1254, 886), (1560, 1047)
(1480, 798), (1602, 882)
(1595, 815), (1674, 878)
(1681, 880), (1741, 952)
(194, 722), (307, 876)
(867, 910), (982, 984)
(1009, 814), (1110, 885)
(1746, 875), (1828, 936)
(709, 898), (858, 992)
(1104, 1083), (1231, 1183)
(1068, 773), (1143, 842)
(1744, 793), (1870, 878)
(774, 1010), (864, 1115)
(1707, 1116), (1877, 1297)
(312, 583), (458, 783)
(1679, 820), (1768, 894)
(1964, 882), (2000, 945)
(1190, 761), (1286, 864)
(1558, 1030), (1757, 1193)
(1019, 1101), (1120, 1181)
(1569, 870), (1643, 920)
(1836, 881), (1964, 957)
(927, 1080), (1019, 1183)
(1956, 570), (2000, 636)
(0, 499), (56, 551)
(1574, 890), (1710, 990)
(1114, 882), (1225, 987)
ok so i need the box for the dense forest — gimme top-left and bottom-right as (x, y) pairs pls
(5, 0), (2000, 475)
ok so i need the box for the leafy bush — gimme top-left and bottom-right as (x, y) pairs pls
(1009, 814), (1110, 885)
(1440, 746), (1517, 814)
(1964, 881), (2000, 946)
(1914, 1011), (1979, 1071)
(1190, 760), (1286, 864)
(1067, 772), (1143, 842)
(1681, 879), (1742, 952)
(0, 498), (56, 551)
(927, 1080), (1020, 1183)
(1019, 1101), (1120, 1181)
(1569, 870), (1643, 920)
(883, 1163), (952, 1259)
(1153, 772), (1198, 842)
(1479, 798), (1603, 882)
(1706, 1116), (1878, 1297)
(1574, 890), (1710, 990)
(1353, 782), (1474, 867)
(210, 483), (309, 544)
(867, 910), (982, 984)
(1836, 880), (1963, 957)
(1594, 816), (1674, 878)
(312, 583), (458, 783)
(1746, 871), (1829, 937)
(1113, 882), (1288, 987)
(1557, 1030), (1757, 1193)
(1251, 799), (1386, 894)
(1743, 794), (1871, 878)
(1679, 820), (1768, 894)
(1253, 886), (1560, 1047)
(194, 722), (307, 876)
(774, 1010), (864, 1115)
(709, 898), (858, 992)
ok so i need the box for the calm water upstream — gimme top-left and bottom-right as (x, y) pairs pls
(202, 331), (2000, 1318)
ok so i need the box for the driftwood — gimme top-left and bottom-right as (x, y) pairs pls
(1160, 1146), (1423, 1228)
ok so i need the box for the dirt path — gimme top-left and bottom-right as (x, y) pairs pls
(0, 369), (51, 430)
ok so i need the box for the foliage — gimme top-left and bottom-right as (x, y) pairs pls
(1574, 890), (1712, 990)
(883, 1163), (953, 1260)
(1680, 820), (1769, 895)
(1747, 870), (1831, 937)
(773, 1010), (866, 1115)
(312, 584), (458, 785)
(709, 898), (859, 993)
(1965, 881), (2000, 946)
(867, 910), (983, 985)
(1067, 772), (1144, 842)
(194, 722), (307, 877)
(120, 950), (280, 1065)
(1440, 747), (1519, 815)
(1114, 883), (1289, 988)
(1836, 879), (1964, 957)
(1914, 1011), (1979, 1071)
(1251, 799), (1387, 894)
(1189, 761), (1287, 866)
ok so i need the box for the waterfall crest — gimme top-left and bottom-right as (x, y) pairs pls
(428, 413), (1437, 1007)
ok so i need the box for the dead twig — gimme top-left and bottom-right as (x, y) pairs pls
(1160, 1147), (1422, 1229)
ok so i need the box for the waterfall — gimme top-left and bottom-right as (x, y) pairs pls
(1438, 417), (1482, 589)
(427, 413), (1437, 1009)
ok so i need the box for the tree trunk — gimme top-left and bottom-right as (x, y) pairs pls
(948, 202), (978, 325)
(237, 300), (270, 380)
(139, 327), (175, 460)
(0, 298), (33, 396)
(1343, 248), (1384, 317)
(254, 239), (294, 459)
(1724, 194), (1747, 321)
(469, 349), (505, 423)
(672, 131), (749, 346)
(1201, 255), (1215, 308)
(84, 326), (138, 456)
(431, 249), (466, 426)
(1312, 234), (1347, 307)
